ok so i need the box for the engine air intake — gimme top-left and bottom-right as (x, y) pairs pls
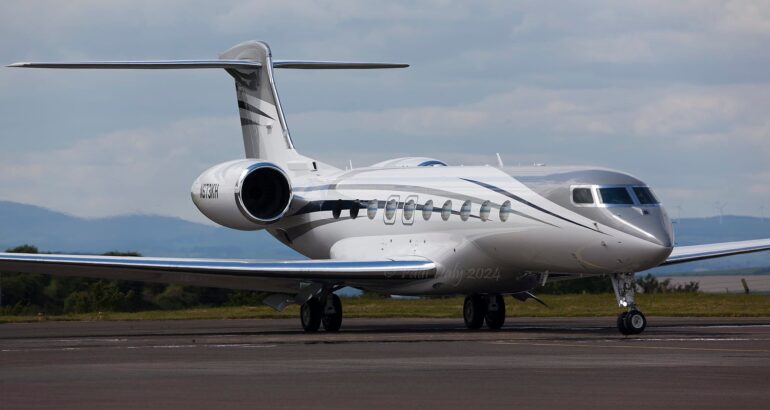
(239, 165), (292, 222)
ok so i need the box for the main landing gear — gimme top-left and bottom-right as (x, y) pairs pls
(300, 293), (343, 332)
(463, 294), (506, 330)
(611, 273), (647, 335)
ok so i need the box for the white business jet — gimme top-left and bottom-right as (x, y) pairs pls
(3, 41), (770, 335)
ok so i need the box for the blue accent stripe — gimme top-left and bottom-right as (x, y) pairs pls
(417, 160), (447, 167)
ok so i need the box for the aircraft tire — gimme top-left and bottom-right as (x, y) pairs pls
(300, 298), (322, 332)
(617, 312), (632, 335)
(322, 294), (343, 332)
(623, 310), (646, 335)
(484, 294), (506, 330)
(463, 294), (486, 330)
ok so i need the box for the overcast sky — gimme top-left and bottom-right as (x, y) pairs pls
(1, 0), (769, 223)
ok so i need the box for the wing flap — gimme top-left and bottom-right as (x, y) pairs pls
(0, 253), (436, 291)
(661, 239), (770, 266)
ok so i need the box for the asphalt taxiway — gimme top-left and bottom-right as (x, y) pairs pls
(2, 317), (770, 409)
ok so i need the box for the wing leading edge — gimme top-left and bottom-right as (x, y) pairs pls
(0, 253), (436, 292)
(661, 239), (770, 266)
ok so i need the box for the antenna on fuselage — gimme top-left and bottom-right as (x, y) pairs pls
(495, 153), (504, 168)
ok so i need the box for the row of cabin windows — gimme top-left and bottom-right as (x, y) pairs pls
(333, 199), (514, 222)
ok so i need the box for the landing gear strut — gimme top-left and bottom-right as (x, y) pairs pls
(611, 273), (647, 335)
(464, 294), (505, 330)
(300, 293), (343, 332)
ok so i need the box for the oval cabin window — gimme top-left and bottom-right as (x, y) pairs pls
(460, 200), (471, 221)
(480, 200), (491, 221)
(422, 200), (433, 220)
(403, 199), (416, 221)
(367, 200), (378, 219)
(385, 199), (398, 221)
(500, 200), (512, 222)
(441, 200), (452, 221)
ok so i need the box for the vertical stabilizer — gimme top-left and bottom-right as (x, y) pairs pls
(219, 41), (298, 163)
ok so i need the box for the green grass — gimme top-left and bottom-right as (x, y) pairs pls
(1, 293), (769, 323)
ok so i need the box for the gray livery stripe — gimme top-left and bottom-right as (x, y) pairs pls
(240, 117), (261, 126)
(461, 178), (604, 234)
(238, 100), (275, 120)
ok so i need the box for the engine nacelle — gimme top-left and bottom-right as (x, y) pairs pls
(191, 159), (293, 230)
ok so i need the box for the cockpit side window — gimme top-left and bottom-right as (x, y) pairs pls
(572, 188), (594, 204)
(598, 187), (634, 205)
(633, 187), (659, 205)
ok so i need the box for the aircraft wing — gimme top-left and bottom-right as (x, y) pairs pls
(0, 253), (436, 292)
(660, 239), (770, 266)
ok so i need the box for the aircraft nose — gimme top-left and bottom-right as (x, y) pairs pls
(650, 217), (673, 248)
(606, 206), (673, 248)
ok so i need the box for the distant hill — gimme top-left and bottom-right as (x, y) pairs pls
(0, 201), (302, 259)
(1, 201), (769, 271)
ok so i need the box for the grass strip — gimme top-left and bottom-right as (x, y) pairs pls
(1, 293), (769, 323)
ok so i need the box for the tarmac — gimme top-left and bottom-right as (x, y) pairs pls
(2, 317), (770, 409)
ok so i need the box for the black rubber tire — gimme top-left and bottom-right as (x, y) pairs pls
(300, 298), (322, 332)
(322, 294), (343, 332)
(623, 310), (647, 335)
(484, 295), (506, 330)
(617, 312), (632, 335)
(463, 295), (486, 330)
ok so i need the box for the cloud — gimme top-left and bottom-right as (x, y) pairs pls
(1, 0), (770, 220)
(0, 116), (242, 222)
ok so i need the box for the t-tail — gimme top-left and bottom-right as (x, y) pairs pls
(8, 40), (408, 169)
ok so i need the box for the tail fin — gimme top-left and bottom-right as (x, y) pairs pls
(8, 40), (408, 168)
(219, 41), (295, 162)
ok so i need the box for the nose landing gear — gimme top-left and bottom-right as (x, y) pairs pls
(611, 273), (647, 335)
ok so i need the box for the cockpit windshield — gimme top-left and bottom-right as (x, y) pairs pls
(598, 187), (634, 205)
(633, 187), (659, 205)
(572, 185), (660, 207)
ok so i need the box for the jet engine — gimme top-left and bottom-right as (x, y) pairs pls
(191, 159), (293, 230)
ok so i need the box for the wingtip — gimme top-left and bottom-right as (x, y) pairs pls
(6, 62), (26, 68)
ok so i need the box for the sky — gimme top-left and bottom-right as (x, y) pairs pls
(1, 0), (769, 224)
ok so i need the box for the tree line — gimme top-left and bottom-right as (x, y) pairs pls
(0, 245), (267, 315)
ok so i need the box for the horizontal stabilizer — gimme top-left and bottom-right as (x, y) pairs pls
(272, 60), (408, 69)
(661, 238), (770, 266)
(6, 60), (262, 69)
(7, 60), (408, 70)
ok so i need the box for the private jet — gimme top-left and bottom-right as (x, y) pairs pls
(3, 40), (770, 335)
